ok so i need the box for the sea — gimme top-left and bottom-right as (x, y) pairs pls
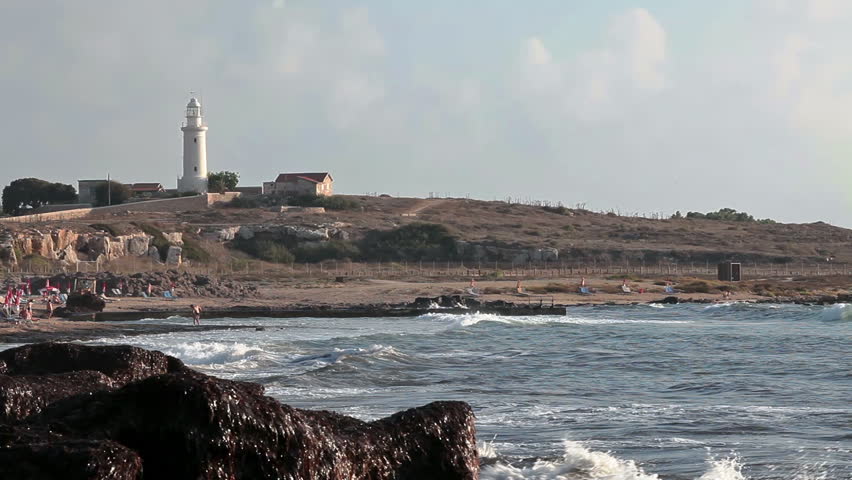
(11, 303), (852, 479)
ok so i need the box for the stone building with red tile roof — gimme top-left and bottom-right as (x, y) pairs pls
(262, 172), (333, 197)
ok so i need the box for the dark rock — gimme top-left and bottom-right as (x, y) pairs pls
(0, 433), (143, 480)
(438, 295), (465, 308)
(0, 343), (480, 479)
(0, 343), (184, 382)
(55, 292), (106, 317)
(653, 296), (679, 305)
(411, 297), (435, 308)
(0, 371), (114, 422)
(0, 343), (185, 422)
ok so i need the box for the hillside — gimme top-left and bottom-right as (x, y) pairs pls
(4, 195), (851, 270)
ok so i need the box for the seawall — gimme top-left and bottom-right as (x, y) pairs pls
(0, 193), (240, 224)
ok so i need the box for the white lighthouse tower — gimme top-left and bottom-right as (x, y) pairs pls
(178, 97), (208, 193)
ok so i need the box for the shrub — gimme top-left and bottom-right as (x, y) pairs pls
(181, 234), (211, 263)
(543, 205), (569, 215)
(228, 196), (262, 208)
(230, 237), (294, 264)
(360, 223), (458, 261)
(293, 240), (360, 263)
(255, 241), (295, 264)
(685, 208), (775, 224)
(94, 181), (131, 207)
(288, 194), (359, 211)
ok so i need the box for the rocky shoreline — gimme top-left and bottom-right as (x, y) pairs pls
(63, 292), (852, 323)
(0, 343), (480, 479)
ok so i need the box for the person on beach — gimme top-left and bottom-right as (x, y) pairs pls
(190, 304), (202, 326)
(46, 298), (55, 319)
(147, 283), (153, 297)
(24, 300), (34, 322)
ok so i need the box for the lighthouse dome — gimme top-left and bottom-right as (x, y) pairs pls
(187, 97), (201, 107)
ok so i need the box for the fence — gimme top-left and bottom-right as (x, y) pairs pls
(2, 259), (849, 280)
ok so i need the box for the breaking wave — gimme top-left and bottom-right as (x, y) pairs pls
(289, 344), (403, 367)
(421, 312), (691, 329)
(480, 441), (749, 480)
(480, 440), (660, 480)
(153, 341), (268, 366)
(818, 303), (852, 322)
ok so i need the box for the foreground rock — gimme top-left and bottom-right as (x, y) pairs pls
(0, 343), (479, 479)
(0, 343), (183, 421)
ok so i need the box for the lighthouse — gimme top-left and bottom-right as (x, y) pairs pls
(178, 97), (208, 193)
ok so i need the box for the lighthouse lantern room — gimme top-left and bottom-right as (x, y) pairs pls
(178, 97), (208, 193)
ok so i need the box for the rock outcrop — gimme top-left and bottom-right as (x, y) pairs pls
(0, 227), (188, 267)
(53, 292), (106, 317)
(165, 245), (182, 265)
(0, 343), (479, 480)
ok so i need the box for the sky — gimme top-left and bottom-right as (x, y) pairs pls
(2, 0), (852, 225)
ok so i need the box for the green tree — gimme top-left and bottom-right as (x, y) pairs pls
(2, 178), (78, 215)
(207, 171), (240, 193)
(93, 181), (131, 207)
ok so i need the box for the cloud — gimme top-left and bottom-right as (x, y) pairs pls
(525, 37), (553, 66)
(614, 8), (667, 91)
(518, 8), (668, 121)
(806, 0), (850, 21)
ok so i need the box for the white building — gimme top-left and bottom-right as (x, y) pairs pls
(178, 98), (208, 193)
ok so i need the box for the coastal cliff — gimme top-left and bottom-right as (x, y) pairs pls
(0, 343), (479, 479)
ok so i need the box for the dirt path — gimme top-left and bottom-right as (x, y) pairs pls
(405, 198), (448, 215)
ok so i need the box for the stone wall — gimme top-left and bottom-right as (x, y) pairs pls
(0, 193), (240, 224)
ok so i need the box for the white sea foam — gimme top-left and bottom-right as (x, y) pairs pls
(703, 302), (743, 310)
(421, 312), (691, 328)
(289, 344), (402, 366)
(155, 341), (267, 366)
(421, 312), (511, 328)
(478, 438), (500, 460)
(818, 303), (852, 322)
(480, 440), (661, 480)
(480, 442), (757, 480)
(696, 457), (746, 480)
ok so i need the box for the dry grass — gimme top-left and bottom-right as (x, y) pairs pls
(12, 195), (852, 267)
